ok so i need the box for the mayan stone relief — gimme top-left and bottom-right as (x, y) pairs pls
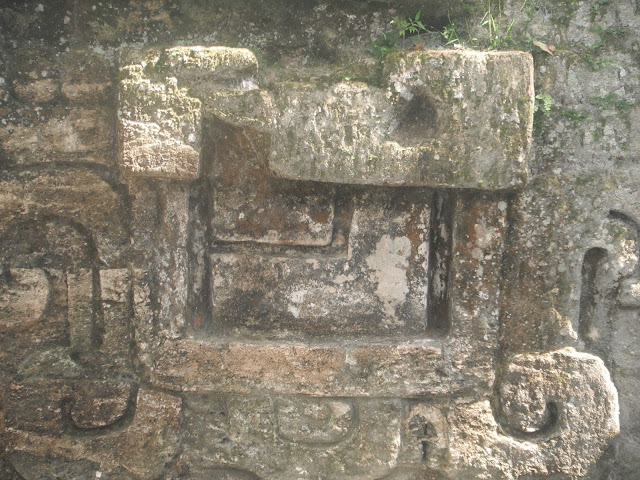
(1, 0), (639, 478)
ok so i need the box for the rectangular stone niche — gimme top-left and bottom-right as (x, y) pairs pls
(207, 189), (452, 341)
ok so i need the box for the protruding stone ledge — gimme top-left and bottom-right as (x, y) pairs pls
(268, 50), (534, 190)
(165, 46), (259, 85)
(119, 48), (533, 188)
(145, 339), (454, 397)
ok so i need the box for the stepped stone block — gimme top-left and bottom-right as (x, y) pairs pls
(119, 47), (259, 179)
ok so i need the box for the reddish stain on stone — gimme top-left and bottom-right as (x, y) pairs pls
(315, 212), (330, 223)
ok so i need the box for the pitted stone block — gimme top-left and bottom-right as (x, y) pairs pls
(275, 397), (355, 445)
(165, 46), (258, 89)
(119, 48), (532, 188)
(618, 277), (640, 307)
(268, 50), (533, 190)
(205, 115), (336, 246)
(0, 268), (49, 329)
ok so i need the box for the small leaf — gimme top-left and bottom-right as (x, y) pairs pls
(415, 10), (421, 20)
(533, 40), (555, 55)
(417, 20), (426, 30)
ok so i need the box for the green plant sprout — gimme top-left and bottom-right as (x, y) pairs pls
(438, 1), (514, 50)
(533, 93), (552, 131)
(368, 10), (428, 57)
(442, 20), (461, 46)
(594, 123), (605, 141)
(589, 92), (634, 111)
(534, 93), (552, 116)
(584, 50), (620, 71)
(561, 108), (589, 123)
(480, 0), (514, 49)
(392, 10), (427, 46)
(368, 32), (399, 58)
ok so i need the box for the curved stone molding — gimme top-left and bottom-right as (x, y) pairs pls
(8, 452), (137, 480)
(0, 167), (129, 263)
(498, 349), (618, 440)
(189, 395), (405, 479)
(447, 349), (618, 479)
(587, 210), (640, 475)
(5, 388), (182, 480)
(4, 379), (137, 434)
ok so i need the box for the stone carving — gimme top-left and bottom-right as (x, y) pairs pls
(119, 47), (258, 179)
(109, 45), (619, 478)
(120, 47), (533, 189)
(0, 167), (180, 479)
(0, 22), (625, 477)
(275, 397), (356, 445)
(574, 211), (640, 477)
(269, 51), (533, 189)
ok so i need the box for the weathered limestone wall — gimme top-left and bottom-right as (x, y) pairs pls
(0, 1), (639, 478)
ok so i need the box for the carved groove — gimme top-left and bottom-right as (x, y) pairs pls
(579, 247), (607, 346)
(427, 190), (453, 332)
(61, 381), (139, 437)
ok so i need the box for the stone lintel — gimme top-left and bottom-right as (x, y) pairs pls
(268, 50), (534, 190)
(145, 339), (476, 398)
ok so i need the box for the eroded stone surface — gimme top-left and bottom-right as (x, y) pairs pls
(269, 51), (533, 190)
(447, 349), (619, 479)
(119, 47), (258, 179)
(206, 117), (336, 246)
(209, 189), (430, 339)
(120, 47), (532, 190)
(1, 0), (638, 477)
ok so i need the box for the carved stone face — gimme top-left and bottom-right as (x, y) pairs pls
(0, 44), (620, 480)
(118, 48), (528, 401)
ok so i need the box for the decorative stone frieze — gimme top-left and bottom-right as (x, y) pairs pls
(3, 0), (635, 473)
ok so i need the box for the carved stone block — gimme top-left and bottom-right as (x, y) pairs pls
(1, 2), (632, 472)
(269, 51), (534, 190)
(119, 47), (258, 179)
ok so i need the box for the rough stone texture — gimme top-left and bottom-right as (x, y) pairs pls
(0, 50), (116, 167)
(119, 47), (258, 179)
(209, 189), (430, 339)
(269, 51), (533, 190)
(1, 0), (639, 478)
(123, 46), (533, 189)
